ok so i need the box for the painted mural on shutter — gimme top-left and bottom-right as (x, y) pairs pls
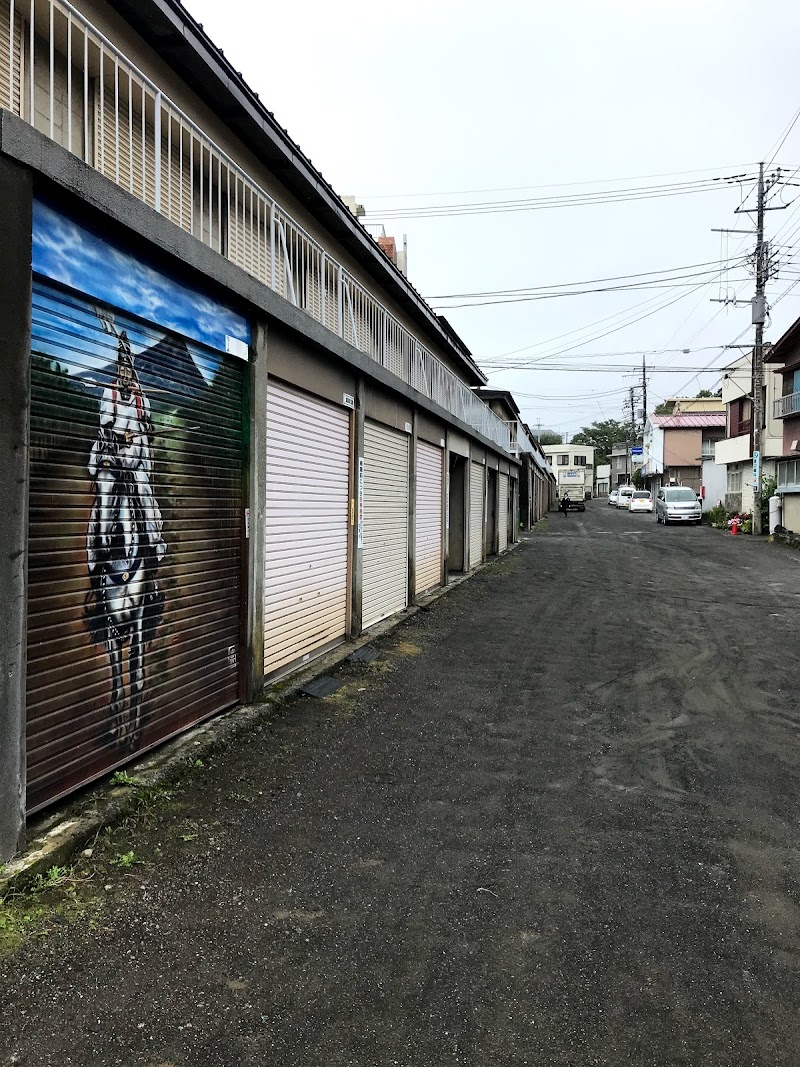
(26, 202), (249, 812)
(362, 421), (409, 629)
(264, 382), (351, 677)
(469, 462), (484, 569)
(415, 441), (443, 594)
(498, 472), (509, 551)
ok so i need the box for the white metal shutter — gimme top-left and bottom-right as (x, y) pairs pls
(415, 440), (443, 594)
(469, 462), (484, 569)
(264, 383), (351, 677)
(498, 472), (509, 551)
(362, 421), (409, 628)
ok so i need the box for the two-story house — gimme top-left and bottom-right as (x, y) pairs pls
(610, 441), (642, 487)
(541, 443), (596, 500)
(642, 412), (726, 504)
(765, 322), (800, 533)
(715, 353), (785, 515)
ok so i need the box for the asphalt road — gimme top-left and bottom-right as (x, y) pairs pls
(3, 502), (800, 1066)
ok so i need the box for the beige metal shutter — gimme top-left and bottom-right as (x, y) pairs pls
(0, 10), (22, 114)
(27, 280), (244, 813)
(264, 382), (351, 677)
(362, 421), (409, 628)
(415, 440), (443, 594)
(498, 472), (509, 551)
(469, 462), (484, 569)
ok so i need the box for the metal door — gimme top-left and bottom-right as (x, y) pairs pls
(469, 462), (484, 569)
(26, 280), (244, 812)
(362, 421), (409, 628)
(498, 472), (509, 551)
(415, 440), (443, 594)
(264, 382), (351, 677)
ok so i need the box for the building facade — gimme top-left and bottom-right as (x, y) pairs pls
(0, 0), (522, 859)
(765, 323), (800, 533)
(715, 354), (784, 515)
(541, 444), (596, 499)
(642, 413), (726, 505)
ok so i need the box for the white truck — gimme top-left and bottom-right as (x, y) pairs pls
(557, 468), (588, 510)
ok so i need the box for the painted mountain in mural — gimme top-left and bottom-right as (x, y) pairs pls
(77, 332), (208, 406)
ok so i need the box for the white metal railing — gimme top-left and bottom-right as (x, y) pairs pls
(3, 0), (511, 451)
(774, 392), (800, 419)
(503, 420), (536, 456)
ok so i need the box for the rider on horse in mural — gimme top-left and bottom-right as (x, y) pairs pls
(87, 326), (167, 570)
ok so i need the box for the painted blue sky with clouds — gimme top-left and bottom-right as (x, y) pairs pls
(32, 200), (250, 354)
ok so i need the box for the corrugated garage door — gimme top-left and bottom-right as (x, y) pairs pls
(498, 473), (509, 552)
(362, 421), (409, 629)
(26, 280), (244, 812)
(415, 440), (443, 595)
(264, 382), (351, 677)
(469, 462), (484, 569)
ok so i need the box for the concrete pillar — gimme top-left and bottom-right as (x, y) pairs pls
(0, 157), (33, 861)
(349, 378), (365, 638)
(407, 412), (417, 603)
(246, 319), (268, 700)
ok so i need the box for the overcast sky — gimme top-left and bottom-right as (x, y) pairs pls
(186, 0), (800, 438)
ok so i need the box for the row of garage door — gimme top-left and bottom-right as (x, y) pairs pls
(264, 383), (446, 676)
(25, 270), (511, 816)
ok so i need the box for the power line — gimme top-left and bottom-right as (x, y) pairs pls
(363, 173), (760, 222)
(766, 106), (800, 169)
(360, 164), (760, 200)
(425, 257), (745, 300)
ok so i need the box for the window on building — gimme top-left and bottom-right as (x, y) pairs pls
(778, 459), (799, 490)
(730, 397), (752, 438)
(727, 467), (743, 493)
(573, 455), (587, 466)
(557, 454), (569, 466)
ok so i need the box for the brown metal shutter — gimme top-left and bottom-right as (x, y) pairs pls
(263, 382), (351, 677)
(362, 421), (409, 629)
(469, 462), (484, 569)
(26, 280), (244, 812)
(498, 472), (509, 551)
(415, 440), (443, 595)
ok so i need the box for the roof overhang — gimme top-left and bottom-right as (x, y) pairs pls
(111, 0), (487, 386)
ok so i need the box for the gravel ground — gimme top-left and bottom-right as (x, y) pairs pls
(2, 503), (800, 1067)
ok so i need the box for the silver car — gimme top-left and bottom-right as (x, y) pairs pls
(655, 486), (702, 525)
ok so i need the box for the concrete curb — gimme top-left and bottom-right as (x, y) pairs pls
(0, 543), (522, 894)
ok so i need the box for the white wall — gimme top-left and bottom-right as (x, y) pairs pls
(701, 460), (727, 511)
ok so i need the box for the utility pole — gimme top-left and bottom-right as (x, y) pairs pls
(641, 356), (647, 424)
(751, 162), (766, 535)
(629, 386), (636, 481)
(730, 161), (786, 534)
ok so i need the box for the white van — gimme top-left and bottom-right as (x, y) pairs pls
(615, 486), (635, 509)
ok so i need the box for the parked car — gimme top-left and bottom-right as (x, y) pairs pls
(629, 490), (653, 513)
(608, 489), (620, 506)
(616, 486), (635, 509)
(655, 486), (702, 525)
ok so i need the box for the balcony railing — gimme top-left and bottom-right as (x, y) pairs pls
(503, 420), (537, 457)
(1, 0), (511, 452)
(774, 392), (800, 419)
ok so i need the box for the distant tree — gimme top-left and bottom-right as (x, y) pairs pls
(632, 468), (645, 489)
(570, 418), (630, 462)
(535, 430), (563, 445)
(696, 389), (714, 398)
(654, 400), (674, 415)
